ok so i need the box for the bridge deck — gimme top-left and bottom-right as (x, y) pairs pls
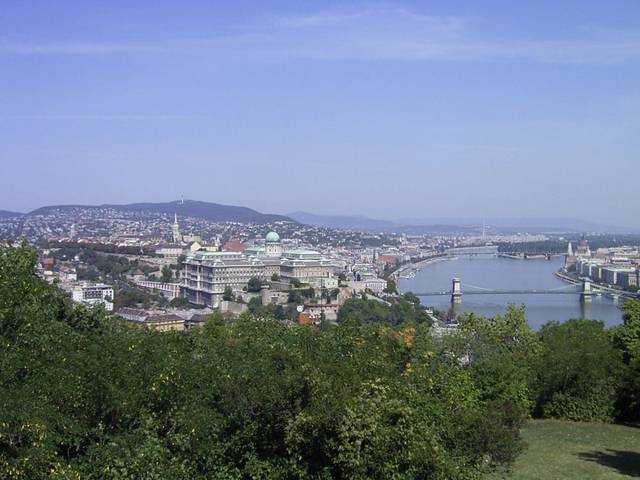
(415, 290), (589, 296)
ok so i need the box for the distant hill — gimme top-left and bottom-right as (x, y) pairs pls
(397, 217), (634, 234)
(287, 211), (478, 234)
(287, 211), (635, 234)
(0, 210), (23, 218)
(29, 200), (294, 224)
(287, 211), (398, 230)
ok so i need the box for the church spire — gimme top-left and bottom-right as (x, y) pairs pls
(172, 213), (181, 243)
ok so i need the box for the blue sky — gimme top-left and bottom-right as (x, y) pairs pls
(1, 1), (639, 227)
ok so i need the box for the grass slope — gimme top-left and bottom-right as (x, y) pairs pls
(491, 420), (640, 480)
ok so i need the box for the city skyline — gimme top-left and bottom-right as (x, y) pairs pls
(1, 1), (639, 226)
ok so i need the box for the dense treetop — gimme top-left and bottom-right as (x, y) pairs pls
(1, 242), (638, 479)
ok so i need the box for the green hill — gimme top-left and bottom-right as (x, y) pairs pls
(28, 199), (293, 224)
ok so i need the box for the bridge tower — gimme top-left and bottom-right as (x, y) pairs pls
(580, 277), (592, 303)
(451, 278), (462, 304)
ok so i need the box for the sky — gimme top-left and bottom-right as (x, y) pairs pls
(1, 1), (639, 227)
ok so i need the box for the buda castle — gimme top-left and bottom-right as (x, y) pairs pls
(181, 231), (338, 307)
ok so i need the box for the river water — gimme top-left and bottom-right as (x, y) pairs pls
(399, 256), (623, 329)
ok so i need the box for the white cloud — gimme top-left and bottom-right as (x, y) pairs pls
(1, 6), (639, 65)
(264, 8), (640, 65)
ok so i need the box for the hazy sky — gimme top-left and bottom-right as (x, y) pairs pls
(1, 1), (639, 226)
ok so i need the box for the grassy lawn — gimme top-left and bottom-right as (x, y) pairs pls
(490, 419), (640, 479)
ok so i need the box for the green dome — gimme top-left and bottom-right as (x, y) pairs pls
(265, 231), (280, 243)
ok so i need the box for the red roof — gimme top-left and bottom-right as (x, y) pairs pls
(377, 255), (397, 265)
(223, 241), (246, 252)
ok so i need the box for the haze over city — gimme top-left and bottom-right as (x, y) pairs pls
(1, 0), (639, 227)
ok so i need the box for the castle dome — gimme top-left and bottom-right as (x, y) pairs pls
(265, 231), (280, 243)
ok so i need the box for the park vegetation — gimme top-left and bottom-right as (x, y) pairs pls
(1, 242), (639, 479)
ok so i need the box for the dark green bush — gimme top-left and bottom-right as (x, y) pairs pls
(532, 319), (623, 422)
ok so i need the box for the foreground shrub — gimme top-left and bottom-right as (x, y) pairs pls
(532, 319), (623, 422)
(0, 243), (526, 479)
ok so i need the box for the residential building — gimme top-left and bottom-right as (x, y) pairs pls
(72, 283), (114, 311)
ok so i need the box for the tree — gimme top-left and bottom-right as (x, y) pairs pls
(271, 273), (280, 281)
(612, 299), (640, 422)
(169, 296), (190, 309)
(0, 242), (536, 478)
(161, 264), (173, 283)
(532, 319), (623, 422)
(612, 299), (640, 362)
(247, 276), (262, 293)
(383, 278), (398, 294)
(458, 306), (541, 419)
(402, 291), (421, 306)
(337, 297), (430, 326)
(222, 286), (234, 301)
(287, 290), (303, 304)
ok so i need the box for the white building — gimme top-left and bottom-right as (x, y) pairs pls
(345, 278), (387, 294)
(135, 280), (181, 299)
(155, 246), (184, 258)
(72, 283), (114, 311)
(181, 251), (266, 306)
(181, 231), (338, 306)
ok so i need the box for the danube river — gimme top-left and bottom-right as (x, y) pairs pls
(399, 256), (623, 329)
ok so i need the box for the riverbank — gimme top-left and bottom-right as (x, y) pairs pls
(393, 254), (449, 280)
(399, 256), (624, 327)
(554, 269), (580, 285)
(555, 269), (639, 300)
(499, 253), (556, 260)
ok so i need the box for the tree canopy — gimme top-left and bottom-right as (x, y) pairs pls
(1, 242), (639, 479)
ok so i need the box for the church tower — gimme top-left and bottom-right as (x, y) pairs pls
(172, 213), (181, 244)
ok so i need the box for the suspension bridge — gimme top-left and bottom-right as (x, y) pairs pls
(413, 278), (597, 303)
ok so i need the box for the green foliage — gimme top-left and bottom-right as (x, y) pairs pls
(245, 298), (289, 321)
(114, 284), (157, 309)
(287, 289), (302, 304)
(457, 306), (541, 419)
(338, 297), (431, 326)
(247, 276), (262, 293)
(222, 286), (234, 301)
(0, 242), (528, 479)
(169, 296), (190, 309)
(532, 319), (623, 422)
(383, 278), (398, 294)
(402, 291), (421, 306)
(615, 357), (640, 423)
(612, 299), (640, 422)
(160, 265), (173, 283)
(612, 299), (640, 362)
(496, 240), (569, 254)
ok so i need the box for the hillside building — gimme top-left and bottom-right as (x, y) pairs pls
(181, 230), (338, 306)
(71, 283), (114, 311)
